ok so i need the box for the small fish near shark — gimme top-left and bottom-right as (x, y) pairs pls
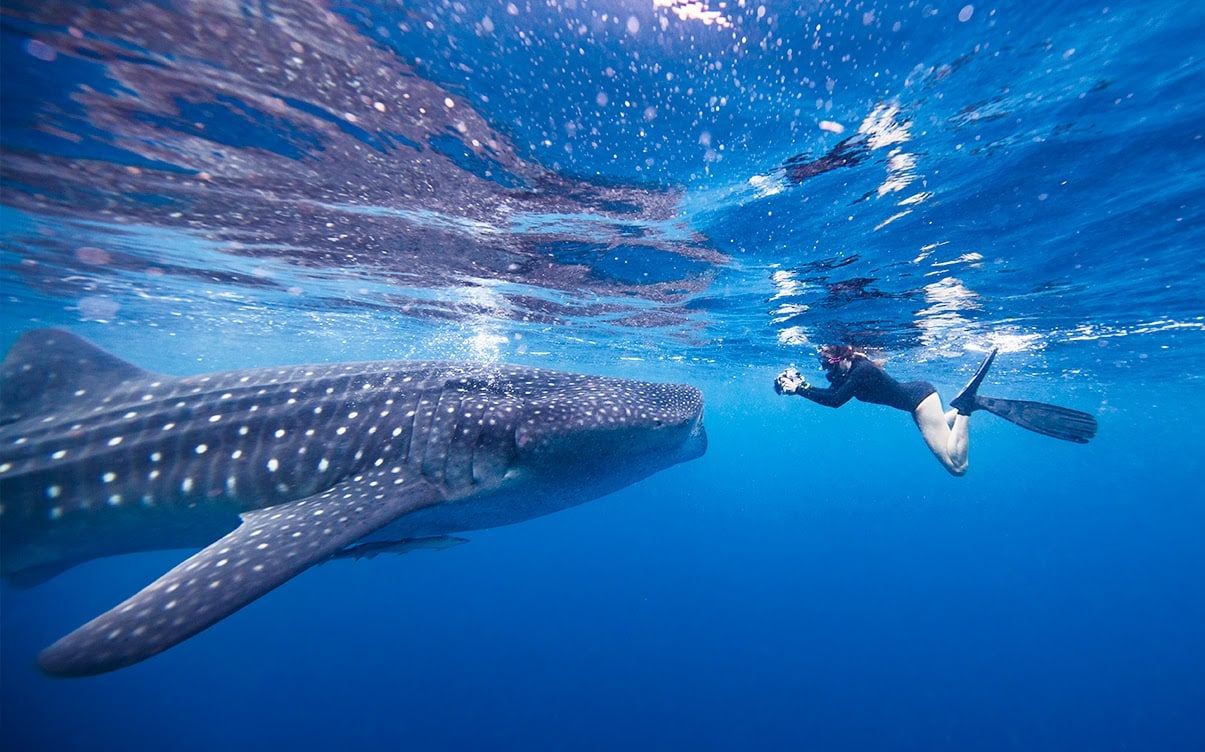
(0, 329), (707, 677)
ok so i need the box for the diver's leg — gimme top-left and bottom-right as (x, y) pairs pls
(913, 393), (969, 476)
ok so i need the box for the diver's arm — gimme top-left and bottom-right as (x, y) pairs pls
(795, 382), (855, 407)
(774, 368), (856, 407)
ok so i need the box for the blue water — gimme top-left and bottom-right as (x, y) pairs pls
(2, 0), (1203, 749)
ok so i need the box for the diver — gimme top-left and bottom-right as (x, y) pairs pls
(774, 345), (1097, 476)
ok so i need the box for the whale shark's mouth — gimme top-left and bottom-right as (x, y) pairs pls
(683, 407), (708, 460)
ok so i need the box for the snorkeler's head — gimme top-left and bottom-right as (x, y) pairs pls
(817, 344), (856, 368)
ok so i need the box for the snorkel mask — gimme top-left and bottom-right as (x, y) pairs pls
(817, 344), (854, 368)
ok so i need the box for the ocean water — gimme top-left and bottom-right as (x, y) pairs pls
(1, 0), (1203, 749)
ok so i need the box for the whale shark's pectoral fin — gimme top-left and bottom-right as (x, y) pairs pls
(6, 557), (93, 590)
(37, 476), (444, 677)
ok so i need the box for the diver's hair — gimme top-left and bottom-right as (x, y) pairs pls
(817, 344), (866, 362)
(818, 344), (881, 375)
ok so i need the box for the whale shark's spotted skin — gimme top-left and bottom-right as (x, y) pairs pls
(0, 329), (706, 676)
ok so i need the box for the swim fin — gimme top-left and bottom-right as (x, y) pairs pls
(949, 348), (998, 415)
(972, 395), (1098, 444)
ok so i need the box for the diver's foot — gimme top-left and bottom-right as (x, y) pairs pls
(775, 367), (808, 395)
(949, 348), (998, 415)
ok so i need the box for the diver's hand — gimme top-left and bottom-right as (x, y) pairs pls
(774, 367), (809, 395)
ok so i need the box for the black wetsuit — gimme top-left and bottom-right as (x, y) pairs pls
(800, 357), (936, 413)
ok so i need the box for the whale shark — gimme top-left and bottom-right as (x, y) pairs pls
(0, 329), (706, 676)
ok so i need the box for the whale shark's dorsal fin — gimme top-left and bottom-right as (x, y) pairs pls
(1, 328), (156, 425)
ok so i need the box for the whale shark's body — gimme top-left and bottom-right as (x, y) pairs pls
(0, 329), (706, 676)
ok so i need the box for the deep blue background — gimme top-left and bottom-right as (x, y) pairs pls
(3, 375), (1203, 751)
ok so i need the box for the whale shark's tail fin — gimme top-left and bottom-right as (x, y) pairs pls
(973, 395), (1098, 444)
(1, 328), (155, 425)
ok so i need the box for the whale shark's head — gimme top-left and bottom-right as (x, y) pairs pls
(506, 371), (707, 494)
(337, 365), (706, 536)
